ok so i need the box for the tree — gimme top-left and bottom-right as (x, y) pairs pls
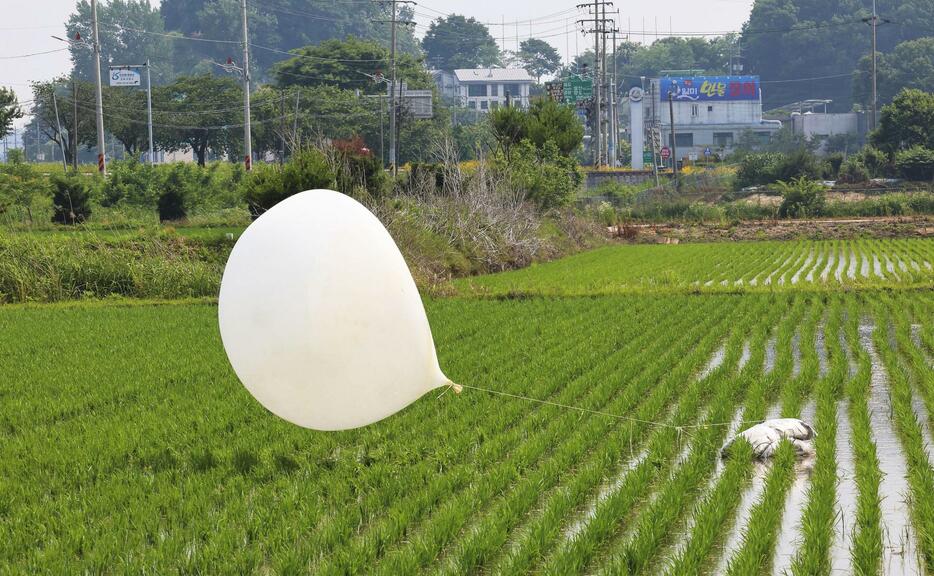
(854, 38), (934, 107)
(272, 37), (430, 94)
(422, 15), (500, 70)
(525, 99), (584, 156)
(159, 0), (419, 78)
(0, 87), (21, 139)
(30, 79), (98, 166)
(518, 39), (562, 83)
(870, 88), (934, 155)
(489, 106), (527, 160)
(67, 0), (176, 83)
(103, 84), (152, 155)
(156, 75), (242, 166)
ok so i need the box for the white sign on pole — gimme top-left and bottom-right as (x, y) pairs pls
(109, 67), (141, 87)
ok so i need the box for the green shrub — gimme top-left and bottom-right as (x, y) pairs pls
(894, 146), (934, 181)
(0, 153), (48, 223)
(101, 159), (157, 207)
(50, 174), (94, 224)
(776, 176), (826, 218)
(858, 145), (889, 177)
(241, 148), (335, 216)
(772, 149), (824, 183)
(826, 152), (845, 178)
(838, 157), (870, 183)
(734, 152), (780, 189)
(506, 139), (581, 211)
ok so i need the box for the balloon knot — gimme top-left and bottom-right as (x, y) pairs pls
(448, 381), (463, 394)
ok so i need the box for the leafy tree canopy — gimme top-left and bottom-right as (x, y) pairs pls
(0, 87), (22, 139)
(158, 0), (419, 79)
(422, 15), (500, 70)
(67, 0), (176, 83)
(518, 39), (562, 83)
(870, 88), (934, 154)
(854, 37), (934, 107)
(155, 74), (243, 166)
(271, 37), (430, 94)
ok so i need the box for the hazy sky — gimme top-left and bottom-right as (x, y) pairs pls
(2, 0), (754, 128)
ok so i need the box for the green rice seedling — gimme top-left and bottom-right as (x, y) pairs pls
(724, 442), (797, 576)
(842, 298), (885, 575)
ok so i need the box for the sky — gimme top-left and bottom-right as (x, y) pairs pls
(2, 0), (755, 129)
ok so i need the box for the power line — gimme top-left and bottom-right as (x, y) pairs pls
(0, 48), (69, 59)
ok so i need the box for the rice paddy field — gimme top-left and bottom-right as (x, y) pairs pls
(1, 238), (933, 574)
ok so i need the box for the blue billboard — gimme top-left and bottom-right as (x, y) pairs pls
(659, 76), (760, 102)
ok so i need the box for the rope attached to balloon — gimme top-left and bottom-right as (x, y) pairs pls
(449, 382), (769, 432)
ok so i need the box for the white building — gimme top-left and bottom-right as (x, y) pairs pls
(791, 111), (866, 140)
(643, 76), (782, 161)
(452, 68), (533, 112)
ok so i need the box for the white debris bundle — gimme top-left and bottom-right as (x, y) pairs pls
(722, 418), (816, 459)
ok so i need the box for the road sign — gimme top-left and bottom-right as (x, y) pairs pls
(109, 67), (141, 87)
(660, 146), (671, 160)
(642, 150), (653, 164)
(545, 81), (565, 103)
(704, 146), (712, 157)
(563, 77), (593, 104)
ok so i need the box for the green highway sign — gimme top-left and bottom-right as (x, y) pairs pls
(643, 150), (654, 164)
(563, 77), (593, 104)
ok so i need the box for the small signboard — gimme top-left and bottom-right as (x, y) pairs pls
(704, 146), (712, 157)
(642, 150), (653, 164)
(660, 146), (671, 160)
(563, 77), (593, 104)
(109, 67), (141, 87)
(545, 81), (565, 103)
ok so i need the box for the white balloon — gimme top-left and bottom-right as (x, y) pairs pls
(218, 189), (456, 431)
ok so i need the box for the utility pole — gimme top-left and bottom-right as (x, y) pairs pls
(240, 0), (252, 170)
(72, 77), (78, 170)
(870, 0), (878, 130)
(578, 1), (614, 167)
(51, 92), (67, 170)
(90, 0), (106, 176)
(376, 0), (413, 174)
(145, 60), (153, 165)
(668, 90), (679, 189)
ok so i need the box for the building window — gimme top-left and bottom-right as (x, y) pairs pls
(671, 133), (694, 147)
(503, 83), (521, 97)
(490, 100), (499, 110)
(754, 131), (772, 145)
(713, 132), (734, 147)
(707, 105), (713, 112)
(468, 101), (477, 109)
(691, 104), (699, 117)
(467, 84), (487, 97)
(480, 100), (488, 110)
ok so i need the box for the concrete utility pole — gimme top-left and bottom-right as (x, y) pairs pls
(577, 1), (614, 167)
(91, 0), (106, 175)
(668, 90), (679, 189)
(377, 0), (413, 174)
(73, 77), (78, 170)
(870, 0), (878, 130)
(389, 0), (398, 174)
(240, 0), (252, 170)
(146, 61), (153, 165)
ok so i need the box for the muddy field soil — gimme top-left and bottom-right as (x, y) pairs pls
(613, 216), (934, 243)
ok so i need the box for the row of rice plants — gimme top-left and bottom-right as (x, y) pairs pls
(319, 296), (698, 574)
(598, 308), (776, 574)
(0, 299), (628, 571)
(872, 296), (934, 572)
(537, 298), (773, 574)
(841, 297), (885, 574)
(720, 296), (819, 574)
(659, 315), (775, 575)
(371, 297), (742, 575)
(429, 300), (748, 575)
(789, 296), (847, 574)
(485, 304), (767, 575)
